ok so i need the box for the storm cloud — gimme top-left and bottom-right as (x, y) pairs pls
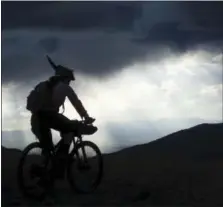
(1, 30), (154, 83)
(2, 1), (223, 83)
(2, 2), (223, 31)
(2, 1), (141, 30)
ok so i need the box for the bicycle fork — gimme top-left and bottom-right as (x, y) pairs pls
(75, 136), (88, 166)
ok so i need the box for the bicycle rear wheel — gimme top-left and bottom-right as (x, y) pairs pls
(67, 141), (103, 194)
(17, 142), (53, 199)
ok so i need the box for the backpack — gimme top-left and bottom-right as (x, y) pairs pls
(26, 80), (65, 113)
(26, 81), (53, 113)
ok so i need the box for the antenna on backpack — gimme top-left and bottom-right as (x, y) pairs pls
(46, 55), (58, 71)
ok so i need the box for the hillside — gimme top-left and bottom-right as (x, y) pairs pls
(2, 122), (223, 205)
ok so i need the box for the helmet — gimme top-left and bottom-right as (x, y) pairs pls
(55, 65), (75, 80)
(46, 55), (75, 81)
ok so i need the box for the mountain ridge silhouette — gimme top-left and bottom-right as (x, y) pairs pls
(2, 122), (223, 205)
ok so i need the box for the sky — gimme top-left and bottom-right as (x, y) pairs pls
(1, 2), (223, 153)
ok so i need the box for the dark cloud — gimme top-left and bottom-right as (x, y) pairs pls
(2, 1), (223, 83)
(2, 1), (142, 30)
(1, 30), (159, 83)
(2, 29), (223, 84)
(2, 2), (223, 31)
(39, 37), (60, 53)
(1, 52), (49, 84)
(133, 22), (223, 52)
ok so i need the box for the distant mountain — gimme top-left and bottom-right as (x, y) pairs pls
(2, 122), (223, 205)
(107, 122), (223, 160)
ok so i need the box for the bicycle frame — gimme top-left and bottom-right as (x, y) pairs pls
(72, 134), (88, 163)
(53, 132), (88, 163)
(53, 119), (94, 162)
(18, 119), (102, 196)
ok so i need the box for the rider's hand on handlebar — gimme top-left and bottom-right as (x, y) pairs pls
(83, 116), (95, 125)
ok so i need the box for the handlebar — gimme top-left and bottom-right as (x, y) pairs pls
(81, 117), (96, 125)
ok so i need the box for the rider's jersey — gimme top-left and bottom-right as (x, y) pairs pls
(50, 82), (88, 117)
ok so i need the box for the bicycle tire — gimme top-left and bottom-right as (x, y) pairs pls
(17, 142), (50, 199)
(67, 141), (103, 194)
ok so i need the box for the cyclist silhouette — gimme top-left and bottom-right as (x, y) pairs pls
(27, 55), (97, 178)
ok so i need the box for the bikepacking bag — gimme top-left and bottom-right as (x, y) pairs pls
(26, 81), (53, 113)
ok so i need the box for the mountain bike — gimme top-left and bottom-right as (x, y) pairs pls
(17, 118), (103, 199)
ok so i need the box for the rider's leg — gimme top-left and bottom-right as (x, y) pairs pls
(39, 112), (79, 150)
(37, 112), (80, 178)
(31, 113), (54, 155)
(30, 113), (55, 187)
(42, 112), (79, 132)
(39, 111), (97, 134)
(58, 132), (73, 154)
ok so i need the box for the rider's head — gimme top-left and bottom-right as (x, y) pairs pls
(46, 55), (75, 85)
(54, 65), (75, 85)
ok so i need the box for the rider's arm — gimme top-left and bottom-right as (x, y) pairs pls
(66, 85), (89, 119)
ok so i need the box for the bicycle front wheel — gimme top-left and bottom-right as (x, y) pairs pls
(67, 141), (103, 194)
